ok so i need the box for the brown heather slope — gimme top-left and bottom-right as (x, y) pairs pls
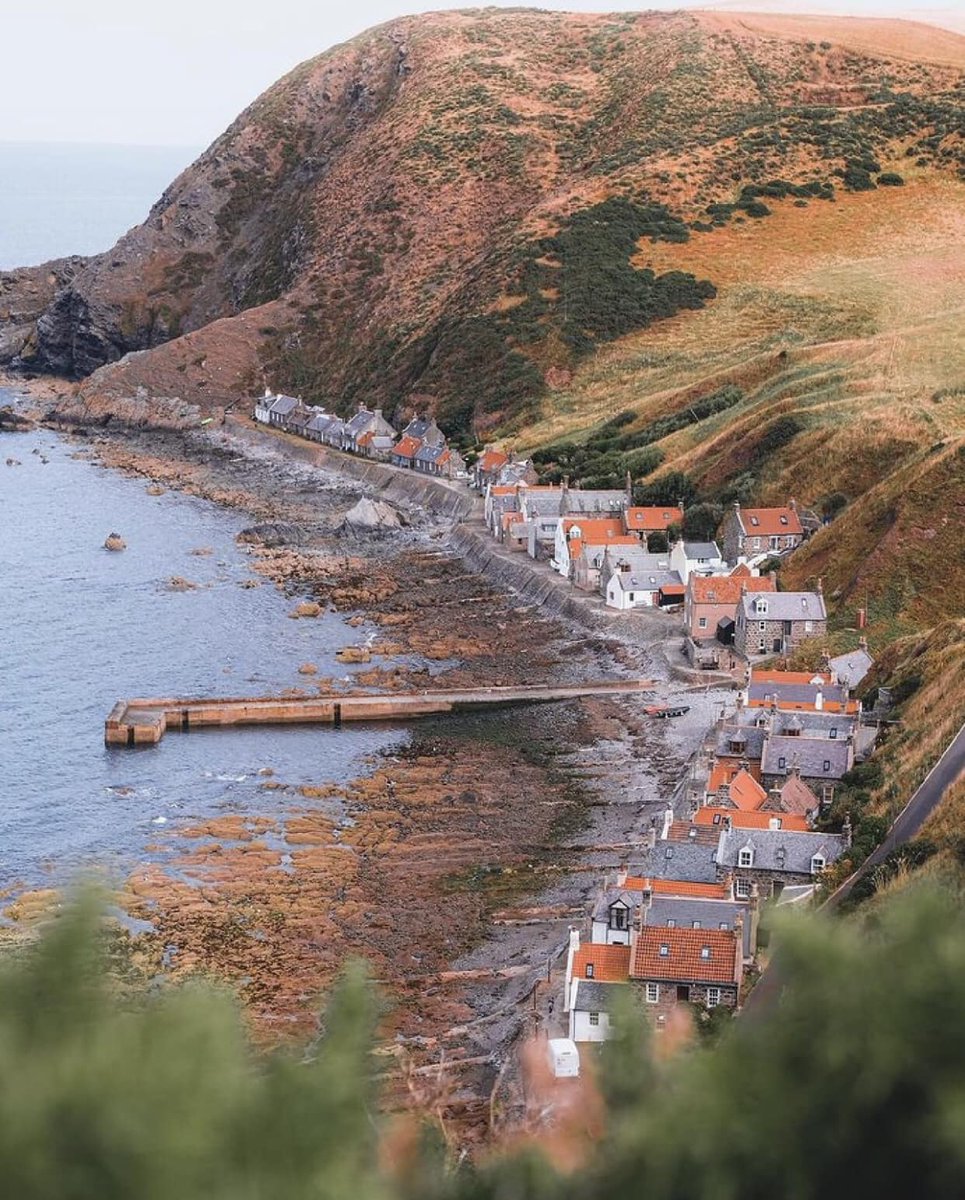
(1, 8), (962, 439)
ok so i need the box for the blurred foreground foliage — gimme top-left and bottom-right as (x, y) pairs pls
(4, 885), (965, 1198)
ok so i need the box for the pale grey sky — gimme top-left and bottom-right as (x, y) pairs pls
(2, 0), (959, 148)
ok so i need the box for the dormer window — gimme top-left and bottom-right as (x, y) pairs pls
(755, 598), (768, 615)
(778, 756), (787, 769)
(610, 905), (628, 931)
(830, 728), (838, 739)
(776, 848), (786, 866)
(811, 854), (826, 874)
(692, 920), (702, 929)
(665, 847), (674, 859)
(738, 847), (754, 868)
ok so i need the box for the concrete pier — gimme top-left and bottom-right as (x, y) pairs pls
(104, 681), (655, 746)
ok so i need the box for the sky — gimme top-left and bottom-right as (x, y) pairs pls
(2, 0), (960, 149)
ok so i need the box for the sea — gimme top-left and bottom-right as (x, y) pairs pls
(0, 142), (200, 270)
(0, 420), (408, 891)
(0, 145), (406, 894)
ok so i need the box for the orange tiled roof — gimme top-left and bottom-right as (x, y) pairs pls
(573, 942), (631, 983)
(751, 669), (833, 685)
(570, 533), (639, 561)
(622, 876), (730, 900)
(478, 448), (509, 473)
(707, 761), (763, 794)
(694, 807), (809, 832)
(778, 775), (822, 817)
(666, 821), (719, 845)
(739, 507), (803, 537)
(631, 927), (739, 985)
(563, 517), (626, 539)
(624, 506), (684, 532)
(690, 573), (776, 605)
(501, 511), (524, 529)
(393, 434), (422, 460)
(356, 430), (374, 448)
(707, 764), (767, 809)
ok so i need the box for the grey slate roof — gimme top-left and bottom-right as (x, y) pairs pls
(610, 569), (683, 593)
(714, 723), (767, 760)
(644, 897), (754, 957)
(306, 414), (333, 436)
(415, 442), (448, 466)
(684, 541), (721, 560)
(739, 591), (827, 622)
(591, 888), (644, 924)
(632, 841), (720, 884)
(571, 979), (628, 1014)
(607, 550), (670, 571)
(830, 647), (874, 688)
(563, 489), (627, 513)
(269, 395), (299, 416)
(761, 735), (852, 780)
(521, 492), (565, 517)
(730, 707), (857, 741)
(716, 826), (847, 873)
(747, 681), (850, 707)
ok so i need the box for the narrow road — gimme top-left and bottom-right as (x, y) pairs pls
(743, 721), (965, 1018)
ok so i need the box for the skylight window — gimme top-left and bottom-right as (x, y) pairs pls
(659, 944), (670, 957)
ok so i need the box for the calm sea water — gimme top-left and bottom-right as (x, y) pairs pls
(0, 143), (198, 270)
(0, 398), (407, 890)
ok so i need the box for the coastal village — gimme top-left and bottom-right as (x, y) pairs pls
(254, 389), (879, 1062)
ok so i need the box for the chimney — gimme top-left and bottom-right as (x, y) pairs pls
(374, 408), (383, 419)
(859, 636), (869, 652)
(815, 689), (824, 711)
(733, 913), (745, 979)
(843, 811), (853, 848)
(748, 883), (761, 959)
(625, 469), (633, 501)
(723, 814), (733, 832)
(616, 865), (629, 887)
(647, 825), (657, 850)
(817, 576), (824, 595)
(662, 807), (674, 839)
(568, 927), (581, 954)
(769, 570), (777, 584)
(733, 500), (741, 511)
(789, 498), (797, 512)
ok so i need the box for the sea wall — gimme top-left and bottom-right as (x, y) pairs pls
(225, 416), (475, 521)
(447, 523), (622, 631)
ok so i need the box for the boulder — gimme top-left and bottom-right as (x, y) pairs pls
(336, 646), (372, 664)
(342, 497), (404, 530)
(104, 532), (126, 551)
(290, 600), (322, 619)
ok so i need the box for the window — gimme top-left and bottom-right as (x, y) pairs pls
(824, 760), (831, 772)
(659, 944), (670, 957)
(811, 855), (826, 874)
(736, 878), (752, 899)
(805, 620), (813, 633)
(646, 983), (660, 1003)
(778, 756), (787, 769)
(611, 906), (628, 930)
(700, 946), (712, 960)
(758, 638), (766, 652)
(666, 919), (676, 928)
(719, 921), (729, 930)
(628, 593), (635, 602)
(738, 848), (754, 868)
(698, 616), (708, 629)
(665, 847), (674, 859)
(585, 964), (594, 979)
(692, 920), (702, 929)
(830, 728), (838, 739)
(779, 515), (788, 526)
(755, 598), (768, 615)
(759, 621), (767, 632)
(707, 987), (722, 1008)
(588, 1012), (600, 1027)
(753, 537), (761, 549)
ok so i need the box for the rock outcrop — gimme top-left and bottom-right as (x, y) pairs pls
(341, 497), (403, 531)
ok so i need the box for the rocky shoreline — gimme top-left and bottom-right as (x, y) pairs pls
(5, 380), (730, 1147)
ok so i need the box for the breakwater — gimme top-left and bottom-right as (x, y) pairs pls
(106, 680), (656, 745)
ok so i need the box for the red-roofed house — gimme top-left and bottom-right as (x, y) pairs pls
(473, 447), (509, 491)
(553, 517), (628, 579)
(630, 926), (742, 1017)
(623, 506), (684, 535)
(693, 807), (810, 832)
(684, 564), (776, 641)
(706, 764), (767, 810)
(721, 500), (804, 563)
(391, 434), (423, 469)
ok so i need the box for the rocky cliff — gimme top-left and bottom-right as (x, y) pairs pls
(2, 9), (962, 441)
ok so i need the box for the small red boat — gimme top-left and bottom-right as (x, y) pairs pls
(645, 704), (690, 718)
